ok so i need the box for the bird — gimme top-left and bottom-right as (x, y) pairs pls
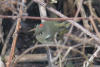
(35, 21), (70, 44)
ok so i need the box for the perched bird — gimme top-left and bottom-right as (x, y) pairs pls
(35, 21), (70, 43)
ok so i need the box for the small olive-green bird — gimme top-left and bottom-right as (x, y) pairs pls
(35, 21), (70, 44)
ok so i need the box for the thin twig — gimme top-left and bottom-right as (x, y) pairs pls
(63, 0), (83, 44)
(1, 22), (16, 56)
(0, 15), (100, 21)
(38, 0), (47, 22)
(61, 47), (72, 62)
(89, 16), (100, 38)
(76, 0), (91, 30)
(86, 46), (100, 67)
(13, 44), (88, 66)
(6, 1), (23, 67)
(0, 18), (4, 44)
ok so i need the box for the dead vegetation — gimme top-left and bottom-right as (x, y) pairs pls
(0, 0), (100, 67)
